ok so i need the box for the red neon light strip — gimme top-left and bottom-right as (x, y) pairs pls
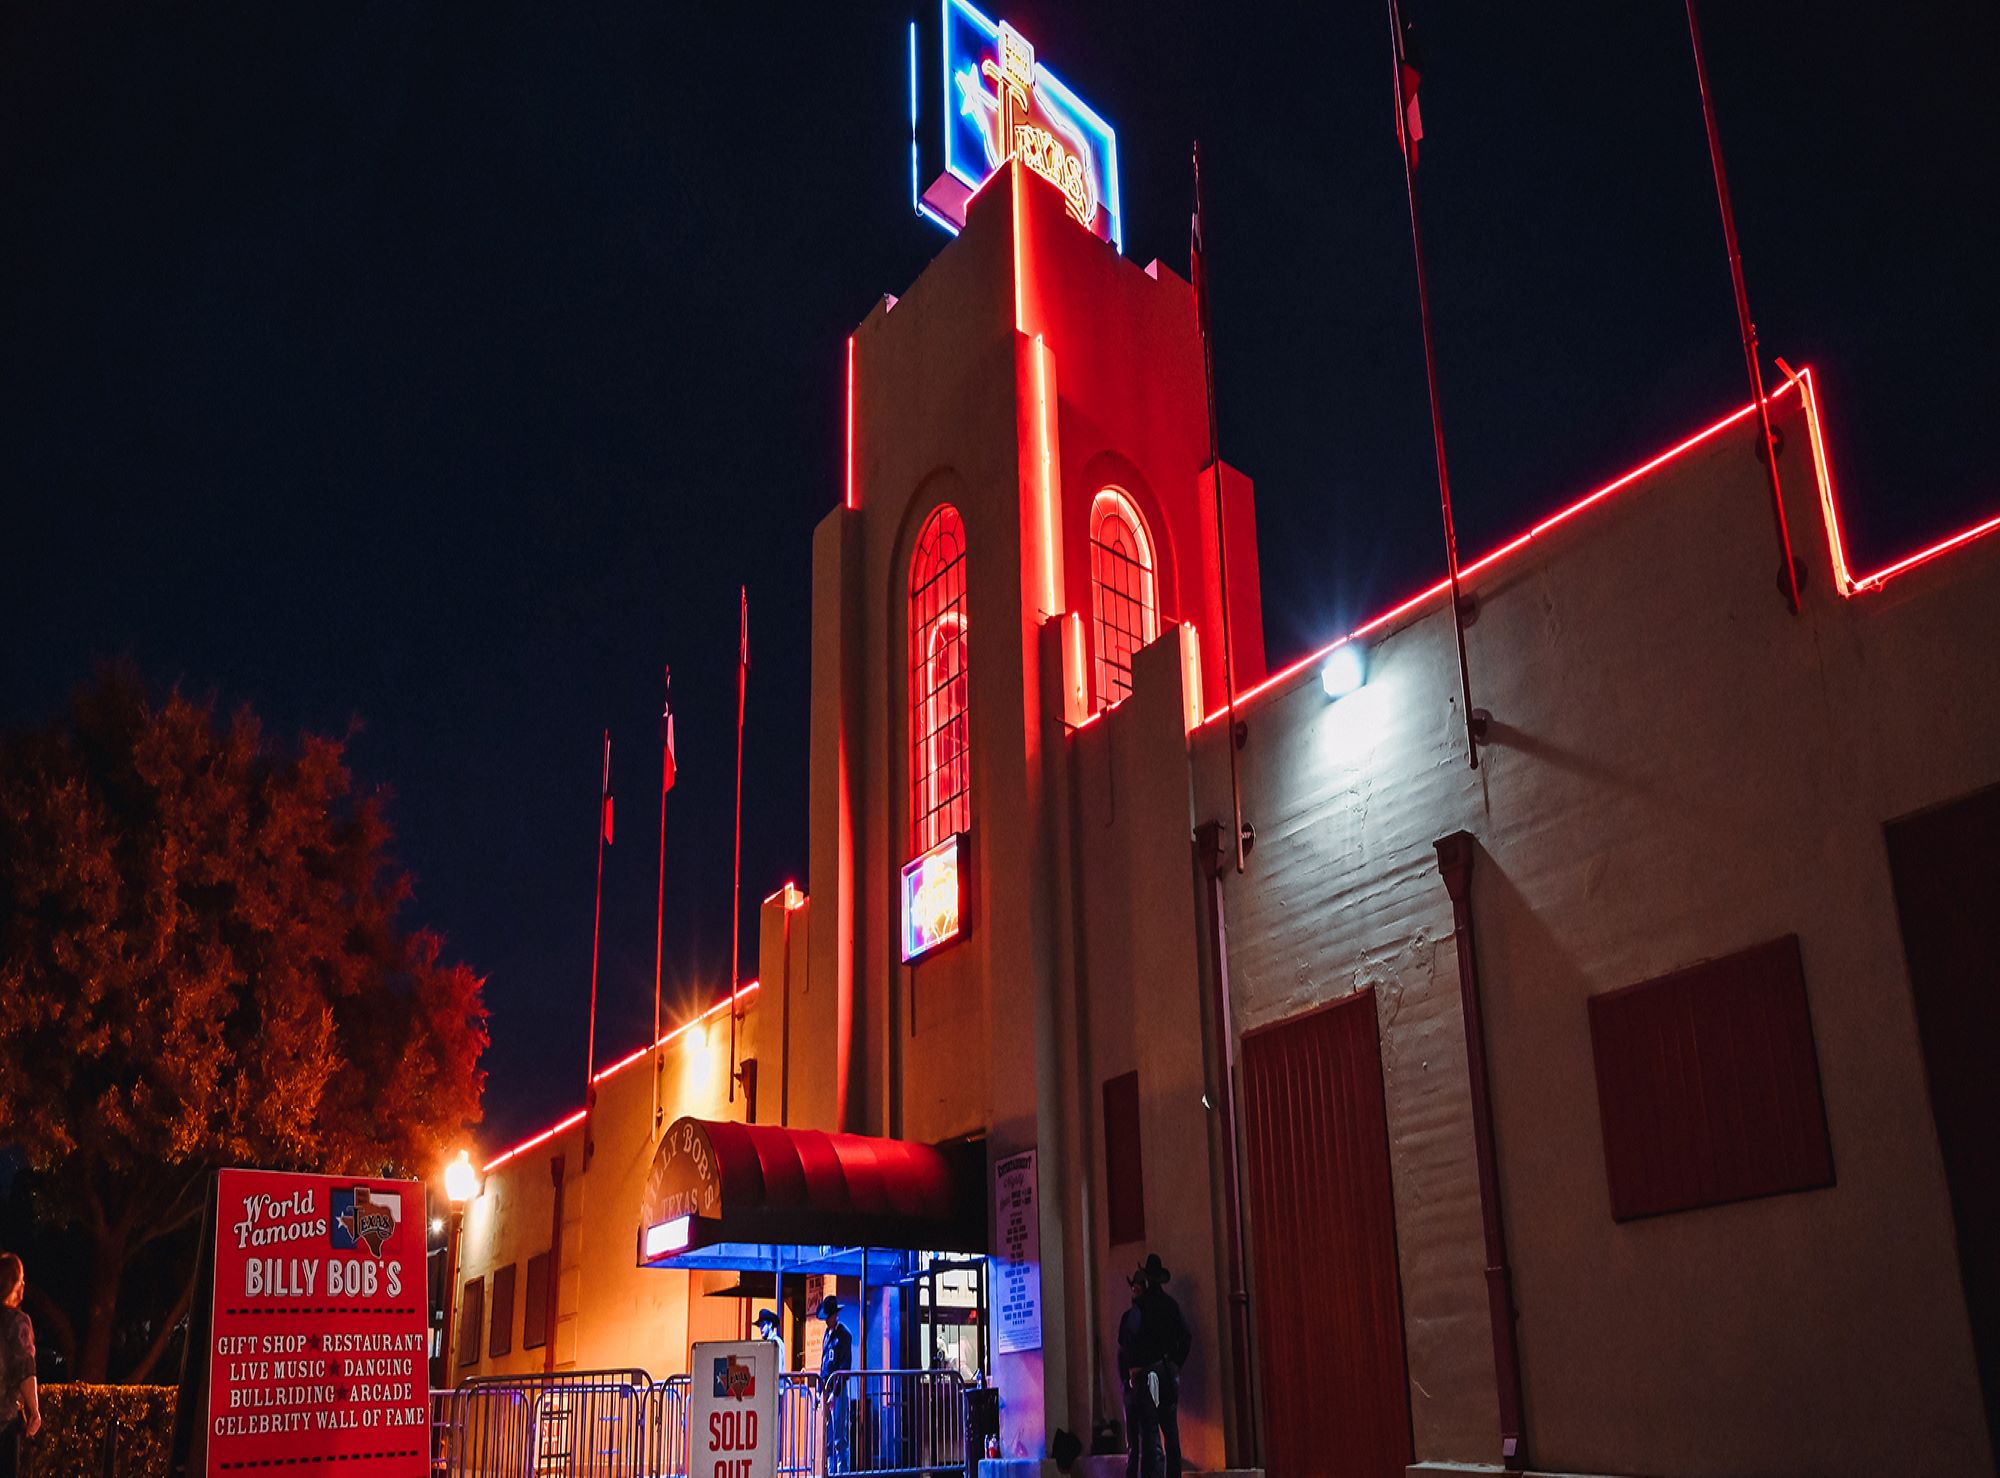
(1033, 334), (1059, 616)
(1851, 512), (2000, 592)
(845, 336), (857, 510)
(1182, 369), (1997, 733)
(482, 1110), (586, 1175)
(1792, 365), (2000, 594)
(482, 981), (761, 1173)
(1199, 387), (1791, 726)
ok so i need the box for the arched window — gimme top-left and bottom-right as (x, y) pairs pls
(911, 504), (970, 851)
(1089, 488), (1160, 709)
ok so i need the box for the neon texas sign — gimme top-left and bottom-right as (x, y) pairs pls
(910, 0), (1123, 250)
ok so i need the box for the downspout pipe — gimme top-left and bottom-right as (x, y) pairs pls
(543, 1153), (566, 1374)
(1195, 820), (1258, 1467)
(1433, 831), (1526, 1464)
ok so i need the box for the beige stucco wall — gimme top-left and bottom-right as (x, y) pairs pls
(1183, 387), (1999, 1475)
(454, 992), (777, 1381)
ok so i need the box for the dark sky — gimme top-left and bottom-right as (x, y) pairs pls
(5, 2), (1995, 1153)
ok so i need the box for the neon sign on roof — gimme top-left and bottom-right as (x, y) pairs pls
(910, 0), (1123, 250)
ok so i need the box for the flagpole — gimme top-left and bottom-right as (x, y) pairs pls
(1683, 0), (1801, 614)
(1191, 143), (1246, 874)
(652, 667), (671, 1140)
(728, 587), (747, 1105)
(584, 729), (611, 1164)
(1388, 0), (1481, 770)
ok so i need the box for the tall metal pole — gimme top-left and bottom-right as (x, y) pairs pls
(1388, 0), (1480, 769)
(583, 730), (610, 1162)
(652, 669), (671, 1139)
(729, 587), (748, 1102)
(1683, 0), (1801, 613)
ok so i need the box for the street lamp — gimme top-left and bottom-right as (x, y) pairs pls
(440, 1151), (478, 1382)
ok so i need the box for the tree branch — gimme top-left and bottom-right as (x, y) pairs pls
(125, 1260), (199, 1385)
(23, 1284), (77, 1372)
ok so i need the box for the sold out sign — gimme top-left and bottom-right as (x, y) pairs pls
(687, 1340), (776, 1478)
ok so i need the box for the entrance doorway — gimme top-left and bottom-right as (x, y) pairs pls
(903, 1255), (989, 1380)
(1885, 782), (2000, 1453)
(1240, 988), (1413, 1478)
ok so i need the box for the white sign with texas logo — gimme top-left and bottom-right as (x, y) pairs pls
(688, 1339), (777, 1478)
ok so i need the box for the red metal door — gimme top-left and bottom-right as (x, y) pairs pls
(1241, 989), (1413, 1478)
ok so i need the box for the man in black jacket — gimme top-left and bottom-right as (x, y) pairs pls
(818, 1296), (854, 1474)
(1115, 1254), (1190, 1478)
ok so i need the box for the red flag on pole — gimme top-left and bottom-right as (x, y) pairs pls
(660, 670), (677, 795)
(1395, 10), (1424, 169)
(600, 732), (614, 845)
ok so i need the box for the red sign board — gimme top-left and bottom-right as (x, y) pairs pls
(196, 1169), (429, 1478)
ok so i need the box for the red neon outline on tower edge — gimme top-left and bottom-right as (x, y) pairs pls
(1190, 368), (2000, 729)
(844, 336), (860, 516)
(482, 981), (761, 1173)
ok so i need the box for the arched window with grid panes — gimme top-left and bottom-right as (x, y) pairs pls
(1089, 488), (1160, 710)
(910, 504), (970, 852)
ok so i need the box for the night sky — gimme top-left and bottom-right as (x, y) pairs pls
(5, 2), (1994, 1152)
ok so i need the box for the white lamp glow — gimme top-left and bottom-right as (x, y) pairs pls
(1321, 644), (1367, 700)
(444, 1149), (479, 1205)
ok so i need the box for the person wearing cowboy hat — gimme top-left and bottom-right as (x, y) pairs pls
(1116, 1254), (1190, 1478)
(754, 1307), (785, 1369)
(817, 1296), (854, 1474)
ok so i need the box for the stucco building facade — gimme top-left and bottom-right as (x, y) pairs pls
(448, 160), (2000, 1477)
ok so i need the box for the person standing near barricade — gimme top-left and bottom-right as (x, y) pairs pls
(756, 1307), (786, 1369)
(0, 1254), (42, 1478)
(1117, 1254), (1190, 1478)
(817, 1295), (854, 1474)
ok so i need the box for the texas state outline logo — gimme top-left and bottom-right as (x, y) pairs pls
(329, 1185), (402, 1257)
(712, 1354), (756, 1400)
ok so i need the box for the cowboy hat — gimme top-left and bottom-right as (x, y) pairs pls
(1129, 1253), (1171, 1287)
(817, 1295), (842, 1319)
(755, 1308), (781, 1329)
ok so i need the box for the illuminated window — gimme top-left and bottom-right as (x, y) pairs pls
(1089, 488), (1159, 709)
(911, 505), (970, 851)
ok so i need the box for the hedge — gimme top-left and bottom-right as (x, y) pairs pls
(21, 1385), (176, 1478)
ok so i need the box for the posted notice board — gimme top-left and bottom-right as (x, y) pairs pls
(176, 1168), (429, 1478)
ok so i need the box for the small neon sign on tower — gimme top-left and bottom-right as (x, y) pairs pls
(900, 832), (968, 962)
(909, 0), (1123, 250)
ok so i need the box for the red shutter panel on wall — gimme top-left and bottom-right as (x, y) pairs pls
(1240, 990), (1413, 1478)
(522, 1253), (550, 1350)
(1102, 1071), (1146, 1246)
(458, 1277), (484, 1367)
(489, 1263), (516, 1358)
(1588, 934), (1834, 1222)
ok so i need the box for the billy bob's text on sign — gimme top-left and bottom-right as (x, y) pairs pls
(194, 1169), (431, 1478)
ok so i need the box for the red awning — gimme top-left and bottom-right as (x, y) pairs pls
(638, 1117), (984, 1266)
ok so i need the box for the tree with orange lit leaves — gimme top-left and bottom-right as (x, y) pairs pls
(0, 668), (487, 1382)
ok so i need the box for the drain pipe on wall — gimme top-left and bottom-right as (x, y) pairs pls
(1433, 831), (1527, 1465)
(1195, 820), (1259, 1468)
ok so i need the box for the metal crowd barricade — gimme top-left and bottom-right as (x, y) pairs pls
(434, 1365), (967, 1478)
(824, 1370), (968, 1478)
(775, 1372), (822, 1476)
(435, 1370), (660, 1478)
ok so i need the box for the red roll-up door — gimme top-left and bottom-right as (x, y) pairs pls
(1241, 989), (1413, 1478)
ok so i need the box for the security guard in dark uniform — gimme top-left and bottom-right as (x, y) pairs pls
(818, 1295), (855, 1473)
(1116, 1254), (1190, 1478)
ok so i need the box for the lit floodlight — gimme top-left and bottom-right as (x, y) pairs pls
(643, 1215), (692, 1261)
(444, 1149), (479, 1205)
(1320, 645), (1367, 700)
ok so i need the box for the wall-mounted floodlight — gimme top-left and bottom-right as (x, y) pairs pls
(1320, 644), (1367, 700)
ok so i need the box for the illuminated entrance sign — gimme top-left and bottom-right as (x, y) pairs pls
(901, 832), (968, 962)
(909, 0), (1123, 250)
